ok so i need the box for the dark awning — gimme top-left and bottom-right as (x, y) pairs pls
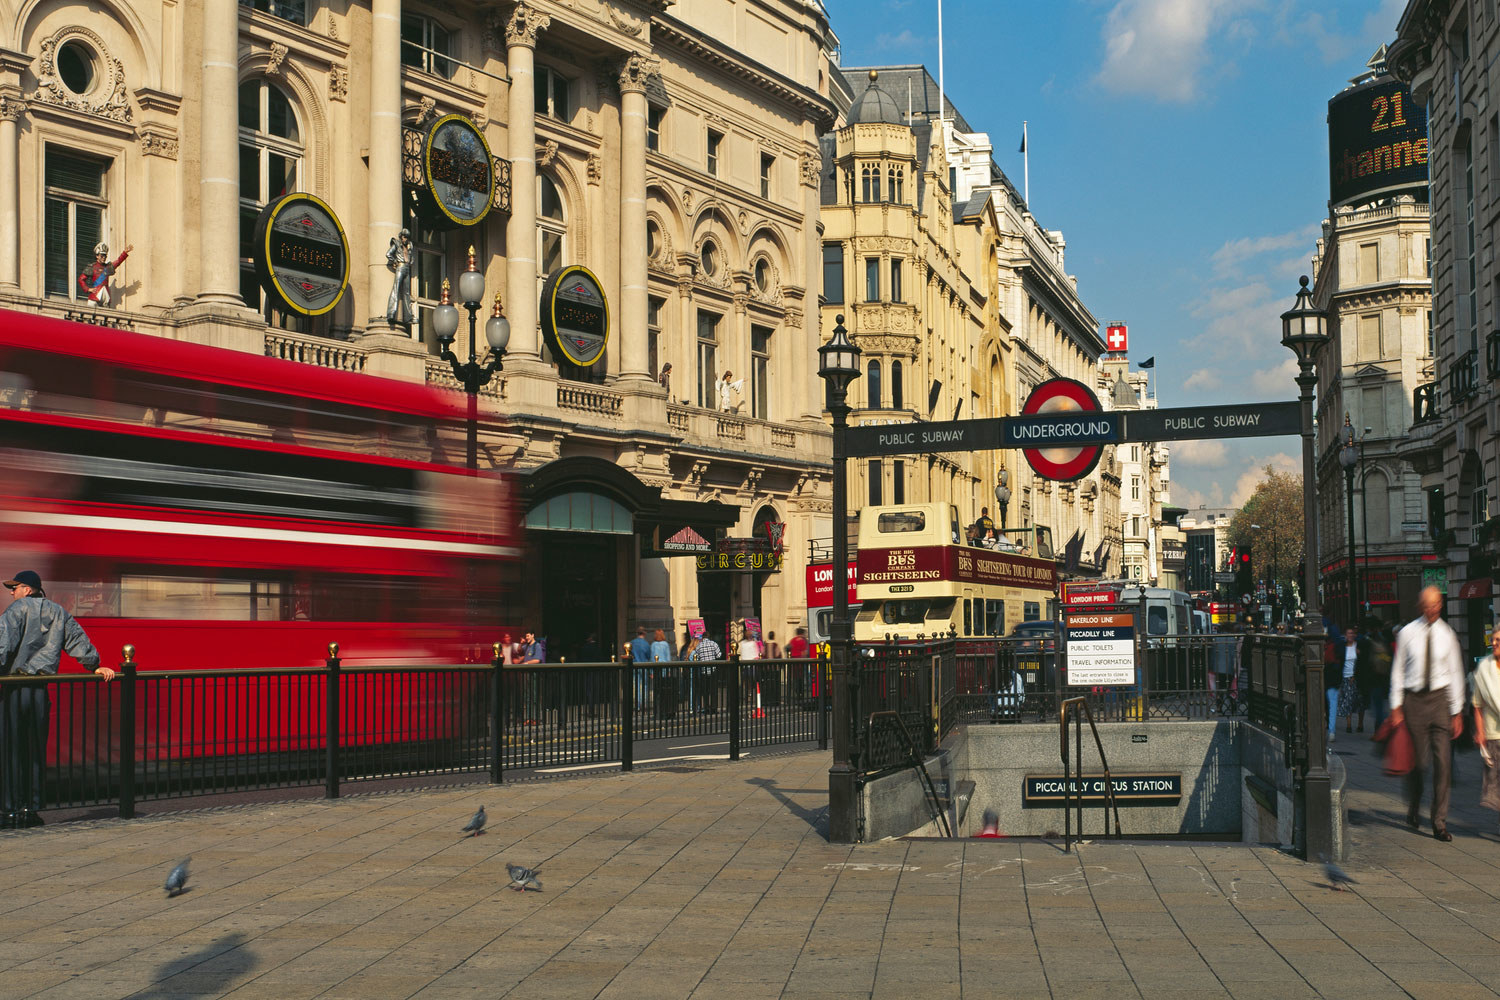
(1457, 577), (1493, 601)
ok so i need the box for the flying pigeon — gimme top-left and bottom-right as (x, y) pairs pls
(506, 863), (542, 892)
(164, 858), (190, 897)
(461, 806), (487, 837)
(1323, 859), (1357, 891)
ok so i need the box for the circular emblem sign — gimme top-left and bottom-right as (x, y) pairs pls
(424, 114), (494, 227)
(1020, 377), (1106, 481)
(540, 265), (610, 368)
(252, 193), (350, 317)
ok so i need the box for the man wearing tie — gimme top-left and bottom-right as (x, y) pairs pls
(1389, 586), (1467, 841)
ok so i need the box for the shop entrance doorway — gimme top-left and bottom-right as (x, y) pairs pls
(540, 535), (617, 663)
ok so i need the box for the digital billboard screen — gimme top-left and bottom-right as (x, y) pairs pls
(1329, 76), (1428, 207)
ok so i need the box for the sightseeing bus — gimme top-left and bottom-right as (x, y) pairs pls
(853, 502), (1058, 643)
(0, 310), (517, 757)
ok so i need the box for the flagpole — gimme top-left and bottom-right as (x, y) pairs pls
(1022, 120), (1029, 205)
(937, 0), (946, 134)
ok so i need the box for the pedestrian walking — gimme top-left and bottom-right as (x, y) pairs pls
(650, 629), (676, 719)
(629, 627), (651, 711)
(1367, 624), (1393, 730)
(1337, 626), (1367, 734)
(1389, 586), (1466, 841)
(1472, 628), (1500, 827)
(690, 631), (722, 714)
(520, 630), (545, 726)
(1325, 636), (1342, 744)
(1, 571), (112, 829)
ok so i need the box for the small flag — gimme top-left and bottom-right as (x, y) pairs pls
(1018, 123), (1027, 153)
(1139, 356), (1155, 369)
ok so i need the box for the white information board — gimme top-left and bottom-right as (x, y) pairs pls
(1065, 611), (1136, 686)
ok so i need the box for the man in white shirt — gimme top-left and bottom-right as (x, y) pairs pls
(1389, 586), (1467, 841)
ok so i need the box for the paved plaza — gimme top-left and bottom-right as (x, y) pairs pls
(3, 738), (1500, 999)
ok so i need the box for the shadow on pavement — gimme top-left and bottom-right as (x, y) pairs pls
(746, 776), (829, 836)
(128, 931), (256, 999)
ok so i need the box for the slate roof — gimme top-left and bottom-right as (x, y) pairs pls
(841, 65), (974, 132)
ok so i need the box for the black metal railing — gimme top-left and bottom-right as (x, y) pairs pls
(1, 644), (831, 819)
(1413, 381), (1440, 424)
(1489, 329), (1500, 380)
(852, 638), (956, 774)
(1060, 696), (1121, 853)
(1244, 632), (1303, 754)
(1448, 350), (1479, 406)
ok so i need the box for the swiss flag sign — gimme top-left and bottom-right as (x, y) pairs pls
(1105, 324), (1128, 353)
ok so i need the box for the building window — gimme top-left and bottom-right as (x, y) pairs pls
(1357, 242), (1378, 284)
(754, 258), (772, 294)
(861, 165), (876, 202)
(1425, 237), (1432, 277)
(1465, 137), (1478, 354)
(1131, 476), (1140, 500)
(648, 296), (664, 385)
(866, 359), (882, 409)
(890, 258), (902, 303)
(44, 151), (108, 300)
(1427, 309), (1436, 357)
(890, 360), (903, 409)
(400, 14), (454, 79)
(869, 459), (883, 506)
(413, 223), (452, 351)
(887, 167), (903, 203)
(1357, 314), (1381, 360)
(238, 79), (302, 320)
(706, 129), (722, 176)
(822, 243), (844, 303)
(751, 325), (771, 419)
(1131, 515), (1140, 536)
(647, 105), (663, 152)
(892, 459), (905, 504)
(1473, 484), (1489, 525)
(537, 174), (565, 278)
(700, 240), (718, 277)
(239, 0), (306, 25)
(864, 257), (879, 301)
(760, 153), (773, 199)
(696, 311), (718, 408)
(535, 65), (571, 121)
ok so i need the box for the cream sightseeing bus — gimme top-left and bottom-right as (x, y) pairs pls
(853, 502), (1059, 643)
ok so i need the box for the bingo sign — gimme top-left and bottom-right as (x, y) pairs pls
(1014, 377), (1111, 481)
(540, 265), (610, 368)
(423, 114), (495, 227)
(251, 193), (350, 317)
(1065, 611), (1136, 686)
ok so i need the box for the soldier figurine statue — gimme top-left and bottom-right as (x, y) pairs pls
(386, 228), (414, 328)
(78, 242), (133, 307)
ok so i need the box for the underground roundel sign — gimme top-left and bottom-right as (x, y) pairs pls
(252, 193), (350, 317)
(1020, 377), (1106, 481)
(540, 265), (610, 368)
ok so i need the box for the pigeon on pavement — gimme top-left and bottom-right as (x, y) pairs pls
(506, 863), (542, 892)
(164, 858), (190, 897)
(1323, 859), (1357, 891)
(461, 806), (487, 837)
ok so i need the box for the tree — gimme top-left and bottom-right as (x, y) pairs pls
(1226, 466), (1303, 607)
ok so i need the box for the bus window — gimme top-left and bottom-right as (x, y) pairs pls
(1024, 601), (1040, 622)
(963, 599), (971, 635)
(926, 599), (956, 627)
(1148, 606), (1169, 635)
(883, 600), (928, 624)
(877, 510), (925, 533)
(986, 600), (1004, 636)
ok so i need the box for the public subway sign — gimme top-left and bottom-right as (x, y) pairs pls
(1022, 773), (1182, 808)
(856, 545), (1057, 591)
(423, 114), (495, 227)
(540, 265), (610, 368)
(251, 193), (350, 317)
(1328, 76), (1428, 208)
(1064, 611), (1136, 686)
(1123, 402), (1300, 442)
(844, 418), (1003, 458)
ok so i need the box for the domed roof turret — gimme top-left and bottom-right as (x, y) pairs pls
(851, 70), (903, 126)
(1111, 372), (1139, 408)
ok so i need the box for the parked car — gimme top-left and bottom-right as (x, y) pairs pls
(1008, 620), (1060, 690)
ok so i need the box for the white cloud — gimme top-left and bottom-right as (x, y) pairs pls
(1182, 368), (1223, 392)
(1228, 452), (1300, 506)
(1186, 279), (1283, 360)
(1210, 225), (1319, 278)
(874, 29), (930, 52)
(1250, 358), (1299, 396)
(1171, 439), (1230, 468)
(1095, 0), (1254, 103)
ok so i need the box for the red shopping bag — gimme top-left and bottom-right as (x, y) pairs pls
(1374, 716), (1413, 776)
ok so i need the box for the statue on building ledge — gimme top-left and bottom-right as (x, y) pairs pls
(78, 242), (132, 307)
(386, 227), (414, 329)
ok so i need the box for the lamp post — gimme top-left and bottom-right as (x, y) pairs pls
(1338, 414), (1360, 628)
(1280, 274), (1332, 861)
(818, 313), (861, 844)
(432, 247), (510, 470)
(995, 467), (1011, 530)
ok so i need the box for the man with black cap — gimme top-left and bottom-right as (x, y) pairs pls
(1, 570), (111, 828)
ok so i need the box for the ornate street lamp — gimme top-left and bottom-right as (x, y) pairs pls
(1280, 274), (1332, 861)
(818, 313), (861, 844)
(995, 467), (1011, 530)
(1338, 414), (1360, 627)
(433, 247), (510, 470)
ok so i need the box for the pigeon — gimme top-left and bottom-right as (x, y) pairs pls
(506, 863), (542, 892)
(1323, 859), (1357, 891)
(164, 858), (190, 897)
(461, 806), (487, 837)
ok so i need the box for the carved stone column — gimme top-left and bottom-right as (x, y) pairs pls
(197, 0), (242, 304)
(618, 54), (656, 381)
(0, 92), (24, 289)
(365, 0), (404, 334)
(505, 3), (550, 361)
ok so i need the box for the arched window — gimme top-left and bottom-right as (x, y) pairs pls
(890, 360), (903, 410)
(238, 79), (303, 326)
(538, 174), (565, 277)
(861, 166), (875, 203)
(866, 359), (882, 409)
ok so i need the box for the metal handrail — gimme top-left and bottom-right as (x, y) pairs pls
(866, 709), (951, 837)
(1058, 696), (1121, 853)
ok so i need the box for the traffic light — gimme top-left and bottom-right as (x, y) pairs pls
(1234, 545), (1253, 596)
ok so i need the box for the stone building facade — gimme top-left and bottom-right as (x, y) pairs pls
(0, 0), (841, 660)
(1391, 2), (1498, 655)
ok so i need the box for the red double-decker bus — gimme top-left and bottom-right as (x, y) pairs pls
(0, 310), (517, 674)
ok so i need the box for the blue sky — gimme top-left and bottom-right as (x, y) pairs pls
(824, 0), (1408, 510)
